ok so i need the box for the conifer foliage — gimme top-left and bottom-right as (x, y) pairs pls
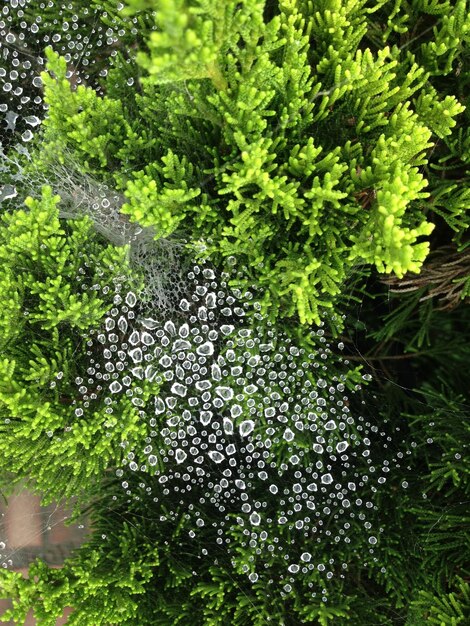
(27, 0), (469, 325)
(0, 185), (144, 502)
(0, 1), (469, 625)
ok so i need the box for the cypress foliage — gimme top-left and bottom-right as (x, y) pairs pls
(24, 0), (469, 327)
(0, 186), (144, 502)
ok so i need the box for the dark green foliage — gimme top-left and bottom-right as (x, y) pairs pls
(408, 578), (470, 625)
(405, 386), (469, 589)
(0, 472), (407, 625)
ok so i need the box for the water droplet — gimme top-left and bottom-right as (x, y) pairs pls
(141, 317), (159, 330)
(215, 386), (234, 401)
(223, 418), (234, 434)
(321, 473), (333, 484)
(220, 324), (235, 336)
(173, 339), (192, 352)
(200, 411), (213, 426)
(129, 348), (142, 363)
(159, 355), (172, 368)
(141, 332), (155, 346)
(211, 364), (222, 381)
(247, 355), (260, 367)
(239, 420), (255, 437)
(105, 318), (115, 331)
(125, 292), (137, 307)
(202, 268), (215, 279)
(166, 397), (177, 409)
(154, 398), (166, 414)
(164, 320), (176, 336)
(0, 185), (18, 202)
(127, 330), (139, 346)
(283, 428), (295, 442)
(171, 382), (187, 397)
(175, 449), (187, 464)
(202, 291), (215, 308)
(196, 341), (214, 356)
(259, 343), (273, 352)
(179, 323), (190, 338)
(208, 450), (225, 463)
(230, 404), (243, 418)
(195, 380), (211, 391)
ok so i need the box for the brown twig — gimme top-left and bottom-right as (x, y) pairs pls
(381, 246), (470, 311)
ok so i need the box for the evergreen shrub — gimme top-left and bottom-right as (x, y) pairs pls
(0, 1), (469, 625)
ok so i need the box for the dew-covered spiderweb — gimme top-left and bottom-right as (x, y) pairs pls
(0, 240), (422, 604)
(23, 254), (412, 598)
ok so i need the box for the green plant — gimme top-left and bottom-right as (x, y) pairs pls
(27, 0), (468, 328)
(0, 1), (469, 625)
(0, 185), (145, 503)
(408, 578), (470, 625)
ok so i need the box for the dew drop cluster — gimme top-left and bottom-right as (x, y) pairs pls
(0, 538), (13, 570)
(60, 259), (406, 593)
(1, 0), (150, 195)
